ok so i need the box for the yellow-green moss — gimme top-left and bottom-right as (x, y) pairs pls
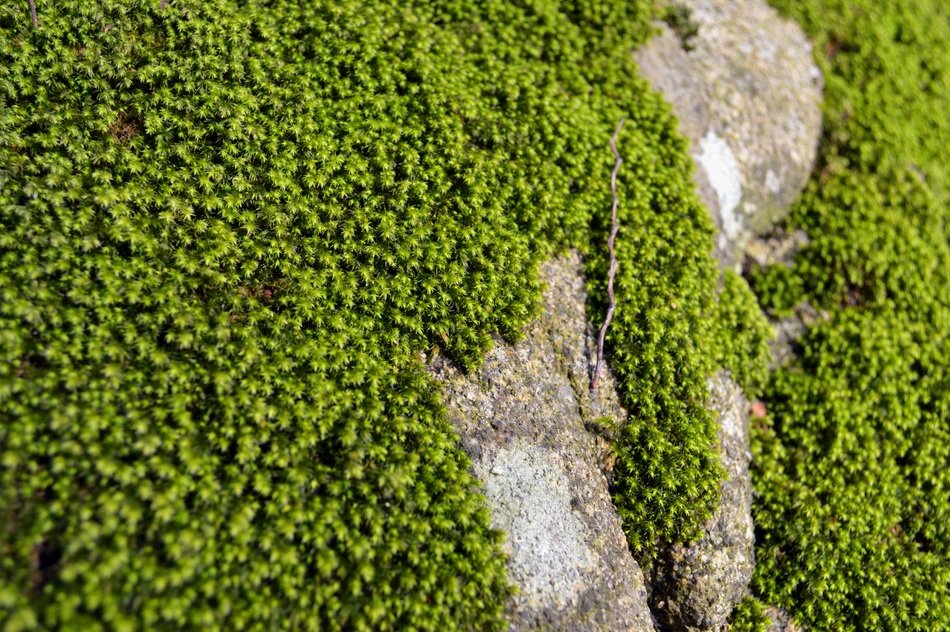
(752, 1), (950, 629)
(0, 0), (768, 627)
(728, 596), (771, 632)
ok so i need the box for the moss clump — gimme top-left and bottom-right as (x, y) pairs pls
(728, 596), (771, 632)
(661, 3), (700, 52)
(713, 271), (773, 396)
(752, 0), (950, 629)
(0, 0), (767, 627)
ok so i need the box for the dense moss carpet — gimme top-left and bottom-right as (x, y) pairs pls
(742, 1), (950, 629)
(0, 1), (769, 628)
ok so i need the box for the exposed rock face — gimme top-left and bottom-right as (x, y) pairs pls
(636, 0), (822, 265)
(649, 372), (755, 631)
(429, 252), (653, 631)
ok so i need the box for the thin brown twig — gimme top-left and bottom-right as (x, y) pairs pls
(591, 117), (625, 391)
(28, 0), (38, 27)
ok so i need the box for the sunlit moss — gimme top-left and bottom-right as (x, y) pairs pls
(752, 1), (950, 628)
(0, 0), (769, 627)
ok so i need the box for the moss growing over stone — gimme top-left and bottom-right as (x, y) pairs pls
(661, 3), (700, 52)
(752, 0), (950, 628)
(0, 0), (768, 627)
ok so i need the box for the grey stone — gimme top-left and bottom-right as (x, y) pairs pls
(636, 0), (822, 266)
(649, 372), (755, 632)
(429, 252), (653, 631)
(765, 606), (804, 632)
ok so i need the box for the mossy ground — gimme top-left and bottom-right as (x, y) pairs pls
(0, 0), (769, 628)
(752, 0), (950, 629)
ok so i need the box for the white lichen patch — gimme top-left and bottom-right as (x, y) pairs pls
(474, 441), (595, 607)
(698, 128), (743, 240)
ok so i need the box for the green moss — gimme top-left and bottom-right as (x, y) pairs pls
(584, 85), (731, 554)
(714, 271), (773, 396)
(661, 3), (700, 52)
(728, 596), (771, 632)
(751, 1), (950, 629)
(748, 262), (803, 318)
(0, 0), (766, 627)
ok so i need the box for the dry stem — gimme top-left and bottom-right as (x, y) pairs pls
(28, 0), (38, 27)
(591, 117), (625, 391)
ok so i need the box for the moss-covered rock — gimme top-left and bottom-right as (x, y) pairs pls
(650, 372), (757, 632)
(0, 0), (770, 628)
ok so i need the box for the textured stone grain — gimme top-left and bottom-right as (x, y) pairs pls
(636, 0), (822, 267)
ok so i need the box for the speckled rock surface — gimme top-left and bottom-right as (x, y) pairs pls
(429, 251), (653, 631)
(649, 372), (755, 632)
(635, 0), (822, 266)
